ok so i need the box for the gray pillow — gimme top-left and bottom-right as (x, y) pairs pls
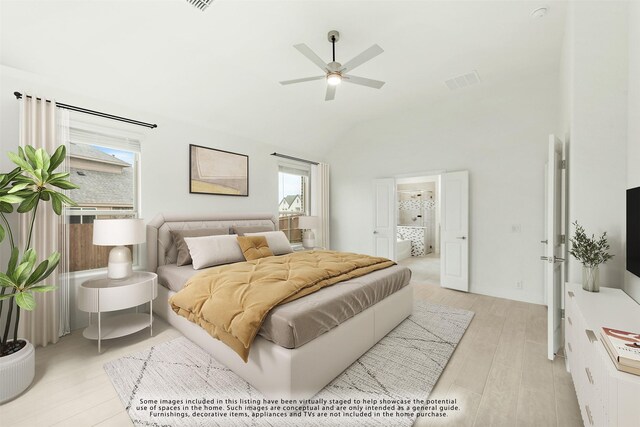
(171, 228), (228, 266)
(232, 225), (275, 236)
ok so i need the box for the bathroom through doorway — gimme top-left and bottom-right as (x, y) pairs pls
(396, 175), (441, 285)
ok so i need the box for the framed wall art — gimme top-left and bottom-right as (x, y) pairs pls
(189, 144), (249, 196)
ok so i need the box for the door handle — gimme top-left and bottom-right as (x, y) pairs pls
(540, 240), (548, 244)
(456, 236), (466, 240)
(373, 231), (378, 234)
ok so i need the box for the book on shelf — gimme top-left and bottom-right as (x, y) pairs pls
(600, 327), (640, 373)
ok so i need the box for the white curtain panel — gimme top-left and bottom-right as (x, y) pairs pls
(57, 109), (71, 337)
(311, 162), (330, 249)
(17, 95), (70, 346)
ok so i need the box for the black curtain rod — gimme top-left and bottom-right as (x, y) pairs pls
(271, 152), (319, 165)
(13, 92), (157, 129)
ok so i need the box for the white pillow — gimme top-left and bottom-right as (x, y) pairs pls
(183, 234), (244, 269)
(245, 231), (293, 255)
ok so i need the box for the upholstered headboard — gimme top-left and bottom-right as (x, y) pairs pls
(146, 212), (277, 272)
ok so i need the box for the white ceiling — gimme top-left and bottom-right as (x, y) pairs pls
(0, 0), (567, 156)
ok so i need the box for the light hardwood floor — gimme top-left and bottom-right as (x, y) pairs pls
(404, 254), (583, 427)
(1, 256), (583, 427)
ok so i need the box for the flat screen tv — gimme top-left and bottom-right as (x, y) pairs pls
(628, 186), (640, 278)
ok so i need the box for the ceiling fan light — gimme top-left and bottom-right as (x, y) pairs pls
(327, 73), (342, 86)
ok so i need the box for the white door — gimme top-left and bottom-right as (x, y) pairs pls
(544, 135), (565, 360)
(440, 171), (469, 291)
(372, 178), (396, 260)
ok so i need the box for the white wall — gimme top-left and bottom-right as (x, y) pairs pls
(625, 1), (640, 303)
(328, 75), (559, 304)
(560, 3), (629, 290)
(0, 65), (316, 330)
(0, 70), (22, 334)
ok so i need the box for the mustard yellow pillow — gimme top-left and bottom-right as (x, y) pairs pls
(237, 236), (274, 261)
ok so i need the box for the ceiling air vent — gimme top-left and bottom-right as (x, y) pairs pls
(186, 0), (214, 11)
(445, 70), (481, 90)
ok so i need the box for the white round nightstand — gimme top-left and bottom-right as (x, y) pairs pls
(77, 271), (158, 353)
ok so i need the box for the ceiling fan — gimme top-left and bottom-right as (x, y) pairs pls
(280, 30), (385, 101)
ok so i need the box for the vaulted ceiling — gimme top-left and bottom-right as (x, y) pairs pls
(1, 0), (567, 155)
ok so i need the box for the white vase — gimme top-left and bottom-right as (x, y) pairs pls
(582, 265), (600, 292)
(0, 340), (35, 403)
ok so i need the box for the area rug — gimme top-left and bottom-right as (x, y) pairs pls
(104, 301), (473, 426)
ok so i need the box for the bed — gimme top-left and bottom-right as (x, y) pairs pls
(147, 212), (413, 399)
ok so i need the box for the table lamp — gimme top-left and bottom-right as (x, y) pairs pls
(93, 218), (145, 279)
(297, 216), (319, 249)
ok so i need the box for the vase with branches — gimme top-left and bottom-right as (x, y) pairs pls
(0, 145), (78, 358)
(568, 221), (614, 292)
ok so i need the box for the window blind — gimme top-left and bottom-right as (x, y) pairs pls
(278, 161), (310, 177)
(69, 127), (141, 152)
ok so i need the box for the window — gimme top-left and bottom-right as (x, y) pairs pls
(66, 127), (141, 273)
(68, 207), (96, 224)
(278, 162), (310, 244)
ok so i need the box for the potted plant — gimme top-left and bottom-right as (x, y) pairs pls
(0, 145), (77, 403)
(568, 221), (614, 292)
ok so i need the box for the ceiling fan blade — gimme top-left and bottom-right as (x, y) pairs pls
(294, 44), (329, 72)
(279, 76), (325, 85)
(341, 44), (384, 73)
(325, 85), (336, 101)
(344, 75), (386, 89)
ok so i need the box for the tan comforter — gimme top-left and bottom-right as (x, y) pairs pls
(169, 250), (395, 361)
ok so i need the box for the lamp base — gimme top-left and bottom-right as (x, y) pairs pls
(302, 230), (316, 249)
(108, 246), (132, 280)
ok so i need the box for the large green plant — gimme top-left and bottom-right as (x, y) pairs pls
(0, 145), (78, 357)
(568, 221), (614, 268)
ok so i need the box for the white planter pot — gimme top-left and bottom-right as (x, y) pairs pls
(0, 340), (35, 403)
(582, 265), (600, 292)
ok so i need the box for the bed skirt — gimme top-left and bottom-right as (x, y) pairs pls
(153, 283), (413, 399)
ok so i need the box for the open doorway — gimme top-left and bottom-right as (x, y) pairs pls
(373, 171), (468, 291)
(396, 175), (441, 285)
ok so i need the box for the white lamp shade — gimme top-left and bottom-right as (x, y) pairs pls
(93, 218), (145, 246)
(297, 216), (319, 230)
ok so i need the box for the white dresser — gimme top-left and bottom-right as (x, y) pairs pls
(565, 283), (640, 427)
